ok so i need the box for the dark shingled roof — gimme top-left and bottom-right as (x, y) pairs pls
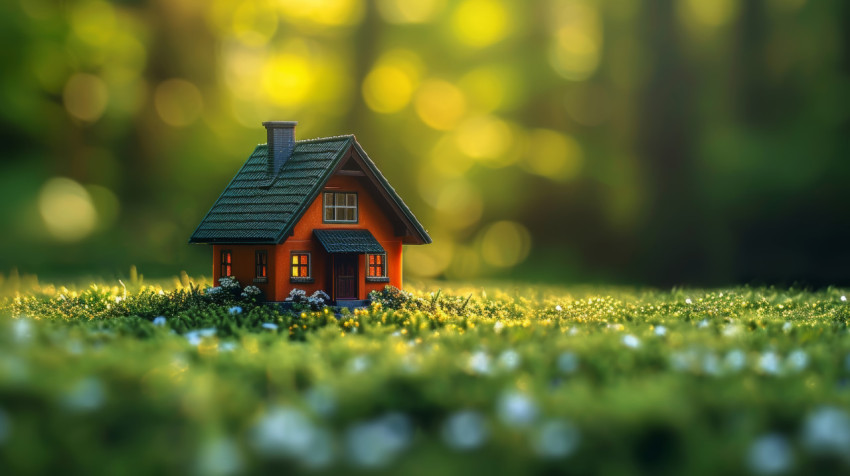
(189, 135), (431, 245)
(314, 229), (385, 254)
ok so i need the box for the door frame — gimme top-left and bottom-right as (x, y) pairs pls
(332, 253), (358, 301)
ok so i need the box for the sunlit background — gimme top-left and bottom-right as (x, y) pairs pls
(1, 0), (848, 285)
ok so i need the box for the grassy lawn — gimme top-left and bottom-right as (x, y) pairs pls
(1, 276), (850, 475)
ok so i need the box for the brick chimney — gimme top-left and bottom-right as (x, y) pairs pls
(262, 121), (297, 176)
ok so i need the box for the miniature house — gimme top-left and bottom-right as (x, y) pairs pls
(189, 121), (431, 303)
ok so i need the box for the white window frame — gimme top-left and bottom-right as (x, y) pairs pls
(323, 191), (358, 223)
(366, 253), (388, 282)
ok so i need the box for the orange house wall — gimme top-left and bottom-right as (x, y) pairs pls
(210, 174), (403, 302)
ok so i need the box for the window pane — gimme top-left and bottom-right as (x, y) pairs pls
(335, 193), (345, 206)
(346, 208), (354, 221)
(347, 193), (356, 206)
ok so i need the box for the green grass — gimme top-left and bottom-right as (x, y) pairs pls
(1, 277), (850, 475)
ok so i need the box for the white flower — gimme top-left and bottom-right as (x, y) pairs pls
(786, 350), (808, 372)
(196, 437), (242, 476)
(670, 350), (697, 372)
(555, 305), (563, 312)
(842, 295), (847, 302)
(758, 352), (781, 375)
(498, 350), (521, 371)
(685, 298), (693, 305)
(801, 407), (850, 457)
(496, 391), (538, 428)
(251, 406), (316, 458)
(185, 331), (202, 346)
(345, 413), (412, 468)
(348, 355), (370, 373)
(493, 321), (504, 333)
(241, 286), (262, 299)
(262, 323), (278, 330)
(442, 411), (488, 451)
(152, 316), (167, 326)
(62, 377), (105, 413)
(702, 353), (721, 376)
(725, 350), (746, 372)
(305, 386), (336, 418)
(531, 420), (580, 459)
(747, 434), (793, 475)
(228, 306), (243, 315)
(185, 328), (216, 346)
(557, 352), (579, 374)
(622, 334), (640, 349)
(654, 325), (667, 336)
(299, 427), (335, 469)
(468, 351), (492, 375)
(12, 318), (32, 344)
(219, 276), (240, 290)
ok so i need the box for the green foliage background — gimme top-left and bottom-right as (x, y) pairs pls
(0, 0), (848, 285)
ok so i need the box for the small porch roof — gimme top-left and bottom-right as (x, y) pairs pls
(313, 229), (385, 254)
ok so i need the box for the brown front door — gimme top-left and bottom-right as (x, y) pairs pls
(334, 254), (358, 300)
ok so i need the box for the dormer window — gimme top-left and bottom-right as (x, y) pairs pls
(323, 191), (358, 223)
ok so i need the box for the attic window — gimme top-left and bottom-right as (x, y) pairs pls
(323, 192), (358, 223)
(221, 250), (232, 277)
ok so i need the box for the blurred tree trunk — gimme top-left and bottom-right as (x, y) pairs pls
(347, 2), (380, 137)
(732, 0), (769, 126)
(635, 0), (705, 285)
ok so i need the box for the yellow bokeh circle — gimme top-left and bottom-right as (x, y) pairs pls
(478, 221), (532, 268)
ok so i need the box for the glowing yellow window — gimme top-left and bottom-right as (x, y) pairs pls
(291, 253), (310, 278)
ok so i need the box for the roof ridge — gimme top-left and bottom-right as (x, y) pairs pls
(295, 134), (355, 143)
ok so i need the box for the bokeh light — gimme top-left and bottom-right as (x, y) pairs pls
(521, 129), (583, 181)
(231, 1), (278, 46)
(377, 0), (446, 24)
(403, 240), (454, 278)
(547, 1), (602, 81)
(454, 115), (515, 166)
(451, 0), (511, 48)
(70, 1), (116, 47)
(38, 178), (98, 242)
(680, 0), (740, 28)
(154, 79), (204, 127)
(63, 73), (109, 122)
(362, 50), (423, 114)
(414, 80), (467, 130)
(478, 221), (532, 268)
(277, 0), (364, 28)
